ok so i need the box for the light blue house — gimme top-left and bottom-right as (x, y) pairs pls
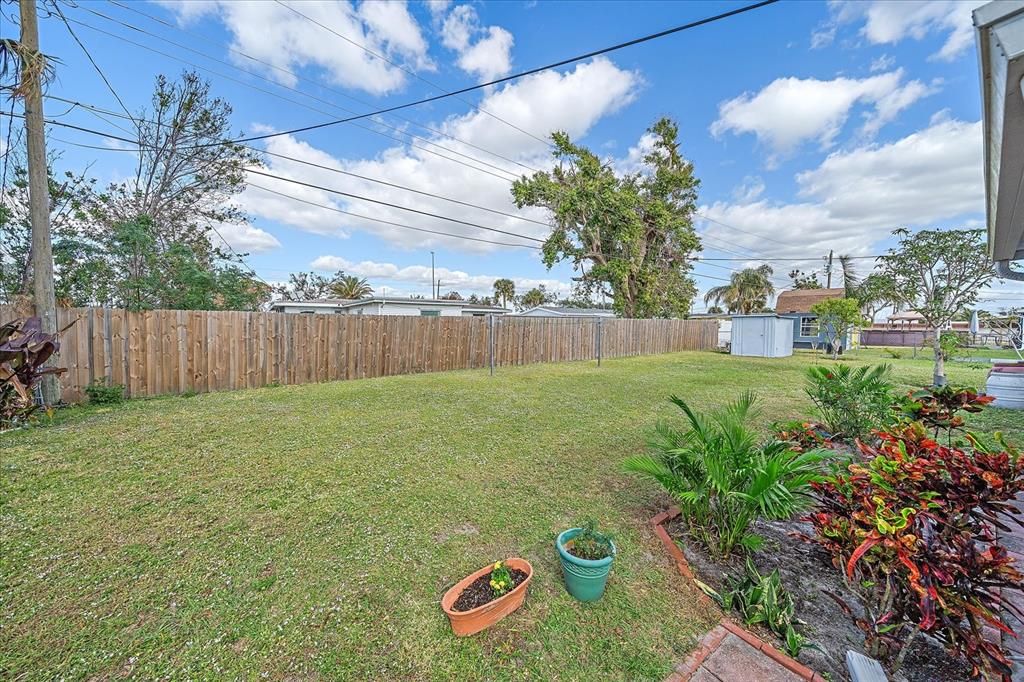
(775, 288), (850, 351)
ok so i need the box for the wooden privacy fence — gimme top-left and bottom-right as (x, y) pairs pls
(0, 306), (718, 402)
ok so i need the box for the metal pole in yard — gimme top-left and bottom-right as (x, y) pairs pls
(488, 314), (495, 376)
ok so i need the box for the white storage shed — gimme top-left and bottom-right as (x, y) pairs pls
(730, 314), (794, 358)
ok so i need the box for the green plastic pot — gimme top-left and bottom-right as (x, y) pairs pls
(556, 528), (616, 602)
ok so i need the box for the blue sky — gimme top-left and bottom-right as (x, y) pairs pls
(12, 0), (1023, 310)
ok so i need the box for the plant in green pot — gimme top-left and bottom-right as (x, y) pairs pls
(556, 520), (616, 602)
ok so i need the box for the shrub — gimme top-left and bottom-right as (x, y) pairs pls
(805, 364), (893, 442)
(805, 422), (1024, 677)
(84, 379), (126, 405)
(0, 317), (68, 431)
(567, 519), (614, 560)
(898, 385), (994, 443)
(624, 392), (829, 557)
(882, 348), (904, 359)
(700, 558), (812, 659)
(774, 419), (837, 453)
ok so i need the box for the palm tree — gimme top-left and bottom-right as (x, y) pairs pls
(623, 392), (827, 557)
(703, 265), (775, 314)
(838, 255), (893, 322)
(331, 275), (373, 299)
(493, 278), (515, 309)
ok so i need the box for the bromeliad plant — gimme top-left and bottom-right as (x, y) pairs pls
(0, 317), (69, 430)
(489, 561), (513, 597)
(805, 364), (894, 443)
(624, 392), (830, 558)
(699, 558), (814, 659)
(805, 422), (1024, 679)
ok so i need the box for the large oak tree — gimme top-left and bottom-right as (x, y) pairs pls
(512, 118), (700, 318)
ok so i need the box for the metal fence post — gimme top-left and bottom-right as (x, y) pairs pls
(596, 318), (602, 367)
(488, 314), (495, 376)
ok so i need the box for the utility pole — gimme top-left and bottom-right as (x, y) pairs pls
(430, 251), (435, 300)
(825, 249), (834, 288)
(19, 0), (59, 404)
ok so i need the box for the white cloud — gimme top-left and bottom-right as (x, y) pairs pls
(699, 117), (983, 264)
(731, 176), (765, 203)
(212, 222), (282, 254)
(439, 4), (513, 80)
(816, 1), (986, 62)
(239, 57), (640, 252)
(157, 0), (432, 95)
(869, 54), (895, 72)
(309, 256), (572, 298)
(457, 27), (514, 81)
(710, 70), (936, 163)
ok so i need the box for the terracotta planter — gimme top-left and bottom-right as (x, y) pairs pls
(441, 558), (533, 636)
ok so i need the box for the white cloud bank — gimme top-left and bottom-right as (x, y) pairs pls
(814, 1), (986, 62)
(711, 70), (937, 164)
(157, 0), (434, 95)
(239, 57), (640, 252)
(309, 255), (572, 298)
(212, 222), (282, 254)
(700, 117), (984, 262)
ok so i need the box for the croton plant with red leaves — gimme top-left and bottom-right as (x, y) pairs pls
(899, 385), (996, 442)
(805, 422), (1023, 679)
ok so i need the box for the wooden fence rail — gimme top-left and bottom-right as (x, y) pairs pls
(0, 305), (718, 402)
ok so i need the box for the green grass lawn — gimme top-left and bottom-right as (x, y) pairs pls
(2, 349), (1021, 680)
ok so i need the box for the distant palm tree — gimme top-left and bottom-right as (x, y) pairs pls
(703, 265), (775, 314)
(332, 275), (373, 299)
(493, 278), (515, 308)
(838, 255), (893, 322)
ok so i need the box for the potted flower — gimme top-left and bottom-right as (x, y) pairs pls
(441, 558), (533, 636)
(556, 520), (616, 601)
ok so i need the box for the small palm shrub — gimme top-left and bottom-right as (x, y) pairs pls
(624, 392), (829, 557)
(805, 364), (893, 442)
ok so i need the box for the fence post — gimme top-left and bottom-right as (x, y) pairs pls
(596, 318), (602, 366)
(488, 314), (495, 376)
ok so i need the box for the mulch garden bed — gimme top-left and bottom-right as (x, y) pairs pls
(451, 568), (529, 612)
(664, 516), (973, 682)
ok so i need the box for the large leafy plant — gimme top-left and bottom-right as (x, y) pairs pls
(805, 423), (1023, 678)
(0, 317), (68, 430)
(805, 364), (893, 442)
(898, 385), (995, 443)
(624, 392), (828, 557)
(699, 558), (813, 658)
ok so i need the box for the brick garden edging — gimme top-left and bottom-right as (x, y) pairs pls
(651, 507), (827, 682)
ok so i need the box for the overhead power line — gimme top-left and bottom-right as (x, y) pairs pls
(64, 0), (780, 150)
(4, 112), (546, 248)
(45, 96), (549, 227)
(269, 0), (552, 148)
(104, 0), (549, 165)
(60, 11), (523, 183)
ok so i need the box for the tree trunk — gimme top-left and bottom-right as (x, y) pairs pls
(932, 332), (945, 387)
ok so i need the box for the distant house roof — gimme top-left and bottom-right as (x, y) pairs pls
(270, 297), (507, 312)
(775, 288), (845, 314)
(516, 305), (616, 317)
